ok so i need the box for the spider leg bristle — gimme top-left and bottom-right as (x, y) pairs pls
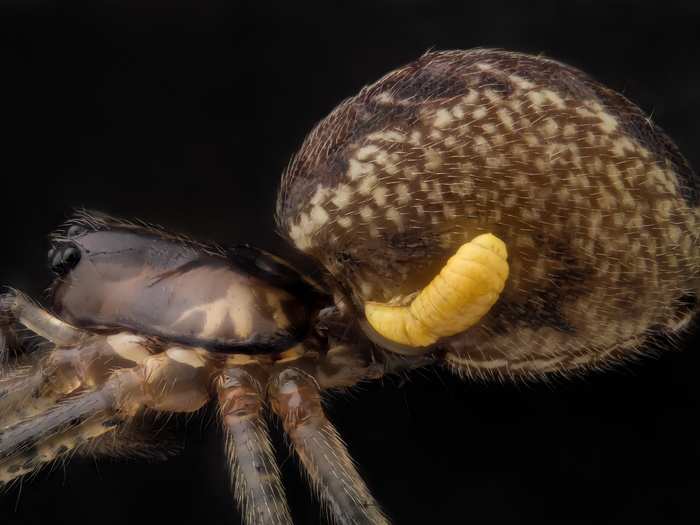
(217, 367), (292, 525)
(2, 289), (84, 347)
(0, 382), (129, 487)
(270, 367), (390, 525)
(0, 360), (58, 430)
(77, 416), (180, 462)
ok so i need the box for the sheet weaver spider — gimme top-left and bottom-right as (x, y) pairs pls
(1, 49), (699, 524)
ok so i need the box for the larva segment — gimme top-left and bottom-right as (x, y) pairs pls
(364, 233), (509, 348)
(217, 368), (292, 525)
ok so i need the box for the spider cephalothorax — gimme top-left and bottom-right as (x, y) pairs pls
(1, 49), (699, 525)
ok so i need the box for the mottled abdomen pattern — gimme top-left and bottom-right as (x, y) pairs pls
(277, 49), (700, 378)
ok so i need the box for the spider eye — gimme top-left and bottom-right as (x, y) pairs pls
(66, 225), (87, 238)
(50, 244), (82, 276)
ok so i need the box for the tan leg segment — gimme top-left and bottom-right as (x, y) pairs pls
(218, 367), (292, 525)
(364, 233), (509, 349)
(2, 289), (85, 346)
(0, 345), (215, 487)
(270, 368), (390, 525)
(0, 370), (139, 486)
(0, 333), (152, 429)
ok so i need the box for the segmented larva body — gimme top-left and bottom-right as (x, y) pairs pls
(277, 49), (700, 379)
(365, 233), (509, 347)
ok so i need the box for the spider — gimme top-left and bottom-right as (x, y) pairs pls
(1, 49), (698, 525)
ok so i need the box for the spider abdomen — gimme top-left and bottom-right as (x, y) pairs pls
(277, 49), (700, 378)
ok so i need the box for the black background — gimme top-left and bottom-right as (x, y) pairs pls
(1, 1), (700, 524)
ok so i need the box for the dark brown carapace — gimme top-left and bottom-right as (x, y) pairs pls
(1, 49), (699, 525)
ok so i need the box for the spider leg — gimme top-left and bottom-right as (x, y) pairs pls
(0, 344), (217, 487)
(270, 365), (390, 525)
(1, 289), (85, 347)
(217, 366), (292, 525)
(0, 370), (138, 486)
(0, 332), (152, 428)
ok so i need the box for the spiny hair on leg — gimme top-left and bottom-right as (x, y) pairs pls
(271, 368), (390, 525)
(0, 387), (124, 488)
(76, 419), (179, 462)
(217, 368), (293, 525)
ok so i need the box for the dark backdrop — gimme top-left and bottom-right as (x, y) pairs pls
(1, 1), (699, 524)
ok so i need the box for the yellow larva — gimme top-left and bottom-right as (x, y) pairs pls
(364, 233), (509, 347)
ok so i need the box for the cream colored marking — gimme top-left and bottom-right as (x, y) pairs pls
(359, 205), (374, 221)
(429, 129), (443, 140)
(473, 135), (490, 156)
(482, 122), (497, 135)
(310, 205), (329, 227)
(588, 210), (603, 239)
(409, 131), (422, 146)
(373, 92), (394, 104)
(472, 106), (488, 120)
(347, 158), (374, 180)
(166, 347), (206, 368)
(396, 183), (411, 204)
(541, 117), (559, 137)
(337, 216), (352, 229)
(463, 89), (479, 104)
(367, 130), (406, 143)
(496, 107), (515, 131)
(373, 186), (388, 206)
(534, 157), (547, 172)
(563, 123), (576, 137)
(606, 164), (625, 190)
(403, 165), (419, 180)
(486, 155), (506, 169)
(386, 207), (403, 229)
(287, 224), (306, 249)
(434, 108), (453, 128)
(576, 107), (596, 119)
(443, 204), (456, 220)
(542, 89), (566, 109)
(425, 148), (443, 170)
(597, 189), (617, 211)
(528, 90), (546, 107)
(452, 104), (465, 119)
(108, 333), (150, 363)
(427, 182), (442, 202)
(415, 204), (425, 217)
(483, 89), (502, 104)
(523, 133), (539, 147)
(358, 173), (379, 195)
(331, 184), (353, 209)
(452, 178), (474, 197)
(444, 135), (457, 147)
(310, 185), (330, 206)
(621, 192), (636, 210)
(597, 110), (618, 133)
(356, 145), (380, 160)
(655, 199), (672, 220)
(508, 73), (535, 90)
(174, 285), (254, 339)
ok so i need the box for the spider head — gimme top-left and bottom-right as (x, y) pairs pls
(45, 211), (330, 353)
